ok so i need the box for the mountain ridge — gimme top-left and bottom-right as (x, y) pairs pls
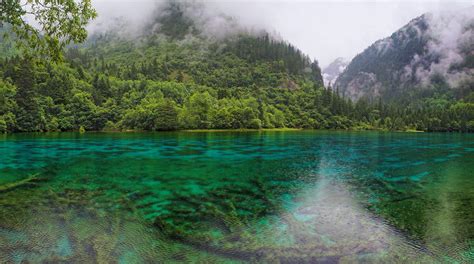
(0, 2), (472, 133)
(335, 9), (474, 102)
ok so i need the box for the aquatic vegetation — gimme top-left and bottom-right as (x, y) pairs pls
(0, 131), (473, 262)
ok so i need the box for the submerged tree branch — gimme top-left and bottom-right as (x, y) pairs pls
(0, 173), (40, 192)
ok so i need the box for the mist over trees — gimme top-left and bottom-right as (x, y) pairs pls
(0, 1), (472, 133)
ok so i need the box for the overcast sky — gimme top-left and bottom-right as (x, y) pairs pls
(91, 0), (473, 67)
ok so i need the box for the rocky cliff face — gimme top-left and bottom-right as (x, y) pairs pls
(322, 57), (348, 87)
(335, 8), (474, 102)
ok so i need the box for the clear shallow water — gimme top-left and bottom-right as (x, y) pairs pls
(0, 131), (473, 263)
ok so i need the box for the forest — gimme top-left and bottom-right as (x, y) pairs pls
(0, 1), (473, 133)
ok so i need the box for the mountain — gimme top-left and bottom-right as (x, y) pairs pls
(335, 9), (474, 102)
(1, 1), (343, 133)
(322, 57), (348, 87)
(84, 1), (324, 90)
(1, 2), (472, 133)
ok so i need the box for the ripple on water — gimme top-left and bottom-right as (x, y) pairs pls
(0, 131), (473, 262)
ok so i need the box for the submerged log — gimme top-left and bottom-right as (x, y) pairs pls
(0, 173), (40, 192)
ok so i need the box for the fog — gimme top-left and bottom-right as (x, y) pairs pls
(89, 0), (473, 67)
(414, 8), (474, 87)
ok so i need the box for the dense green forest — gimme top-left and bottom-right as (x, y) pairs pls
(1, 43), (472, 133)
(0, 2), (473, 133)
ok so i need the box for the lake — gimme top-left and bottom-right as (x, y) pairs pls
(0, 131), (473, 263)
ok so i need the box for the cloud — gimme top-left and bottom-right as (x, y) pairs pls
(87, 0), (157, 36)
(88, 0), (473, 66)
(406, 7), (474, 87)
(88, 0), (269, 40)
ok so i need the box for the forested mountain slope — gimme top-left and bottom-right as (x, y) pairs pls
(0, 2), (472, 133)
(335, 9), (474, 103)
(0, 1), (341, 133)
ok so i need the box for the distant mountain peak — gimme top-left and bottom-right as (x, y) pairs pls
(322, 57), (349, 87)
(335, 8), (474, 102)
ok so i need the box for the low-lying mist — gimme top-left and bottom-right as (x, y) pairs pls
(410, 7), (474, 87)
(88, 0), (271, 41)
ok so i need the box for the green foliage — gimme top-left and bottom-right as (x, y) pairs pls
(248, 118), (262, 129)
(0, 0), (97, 61)
(0, 7), (471, 133)
(0, 78), (16, 113)
(122, 95), (179, 131)
(1, 49), (471, 133)
(69, 90), (98, 130)
(154, 100), (179, 131)
(0, 117), (6, 133)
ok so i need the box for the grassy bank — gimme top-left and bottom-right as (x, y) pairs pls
(182, 128), (303, 133)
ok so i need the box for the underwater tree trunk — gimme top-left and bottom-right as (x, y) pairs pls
(0, 173), (40, 192)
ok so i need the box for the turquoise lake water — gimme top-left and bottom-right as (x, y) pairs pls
(0, 131), (473, 263)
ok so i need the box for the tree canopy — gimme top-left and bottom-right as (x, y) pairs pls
(0, 0), (96, 60)
(0, 1), (472, 133)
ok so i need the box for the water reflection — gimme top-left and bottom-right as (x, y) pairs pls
(273, 140), (433, 262)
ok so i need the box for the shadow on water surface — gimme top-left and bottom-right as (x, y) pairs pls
(0, 131), (473, 262)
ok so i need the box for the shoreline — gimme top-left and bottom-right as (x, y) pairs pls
(181, 128), (304, 132)
(0, 128), (439, 135)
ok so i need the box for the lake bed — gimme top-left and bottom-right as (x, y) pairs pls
(0, 131), (473, 262)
